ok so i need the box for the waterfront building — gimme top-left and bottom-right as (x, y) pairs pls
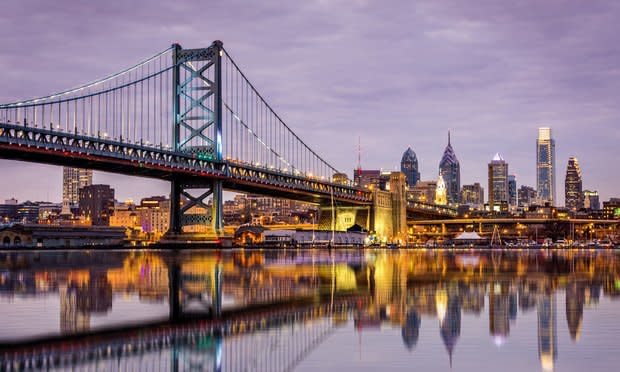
(409, 180), (437, 204)
(508, 175), (517, 207)
(565, 157), (583, 211)
(583, 190), (600, 210)
(460, 183), (484, 208)
(603, 198), (620, 219)
(400, 147), (420, 187)
(518, 185), (537, 207)
(488, 153), (508, 211)
(137, 197), (170, 238)
(435, 173), (448, 205)
(536, 128), (556, 206)
(79, 185), (115, 226)
(438, 132), (460, 204)
(62, 167), (93, 213)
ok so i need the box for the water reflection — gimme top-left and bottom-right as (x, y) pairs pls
(1, 249), (620, 371)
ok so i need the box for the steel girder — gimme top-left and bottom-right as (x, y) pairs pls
(170, 42), (224, 235)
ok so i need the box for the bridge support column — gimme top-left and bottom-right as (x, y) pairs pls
(163, 41), (227, 244)
(318, 205), (371, 233)
(369, 172), (408, 244)
(165, 178), (224, 242)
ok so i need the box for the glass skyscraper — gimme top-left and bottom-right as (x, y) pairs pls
(508, 175), (517, 207)
(488, 153), (508, 210)
(439, 132), (460, 204)
(536, 127), (556, 205)
(400, 147), (420, 187)
(565, 156), (583, 210)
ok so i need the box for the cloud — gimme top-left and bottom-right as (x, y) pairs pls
(0, 0), (619, 204)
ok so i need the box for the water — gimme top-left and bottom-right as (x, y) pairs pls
(1, 248), (620, 371)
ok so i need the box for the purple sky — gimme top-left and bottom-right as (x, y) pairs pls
(1, 0), (619, 204)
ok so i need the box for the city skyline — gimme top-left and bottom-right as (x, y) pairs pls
(0, 1), (619, 205)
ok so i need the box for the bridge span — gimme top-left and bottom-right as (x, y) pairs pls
(0, 41), (422, 243)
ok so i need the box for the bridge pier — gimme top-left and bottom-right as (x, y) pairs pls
(319, 172), (408, 245)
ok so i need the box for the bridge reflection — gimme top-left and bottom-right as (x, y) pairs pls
(1, 249), (620, 371)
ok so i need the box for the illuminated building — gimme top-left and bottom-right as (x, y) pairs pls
(583, 190), (600, 210)
(488, 153), (508, 211)
(78, 185), (115, 226)
(508, 175), (517, 207)
(409, 180), (437, 203)
(537, 127), (556, 206)
(438, 132), (460, 204)
(435, 173), (448, 205)
(603, 198), (620, 219)
(461, 183), (484, 208)
(564, 157), (583, 211)
(400, 147), (420, 187)
(62, 167), (92, 213)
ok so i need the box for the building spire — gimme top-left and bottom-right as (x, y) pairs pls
(448, 130), (451, 146)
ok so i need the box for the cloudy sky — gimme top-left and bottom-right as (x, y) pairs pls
(1, 0), (619, 204)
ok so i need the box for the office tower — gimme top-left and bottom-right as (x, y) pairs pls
(461, 183), (484, 207)
(401, 147), (420, 187)
(79, 184), (115, 226)
(488, 153), (508, 211)
(439, 132), (460, 204)
(583, 190), (600, 210)
(508, 175), (517, 206)
(564, 157), (583, 210)
(536, 127), (556, 205)
(435, 173), (448, 205)
(62, 167), (93, 207)
(518, 185), (537, 207)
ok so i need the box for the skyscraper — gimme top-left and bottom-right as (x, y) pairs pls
(63, 167), (92, 209)
(564, 157), (583, 211)
(536, 127), (556, 205)
(508, 175), (517, 207)
(400, 147), (420, 187)
(488, 154), (508, 211)
(439, 132), (460, 204)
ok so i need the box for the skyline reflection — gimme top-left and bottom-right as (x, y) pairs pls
(1, 249), (620, 371)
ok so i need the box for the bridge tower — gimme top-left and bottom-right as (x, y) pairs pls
(168, 41), (224, 240)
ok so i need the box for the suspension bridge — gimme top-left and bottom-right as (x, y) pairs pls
(0, 40), (438, 242)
